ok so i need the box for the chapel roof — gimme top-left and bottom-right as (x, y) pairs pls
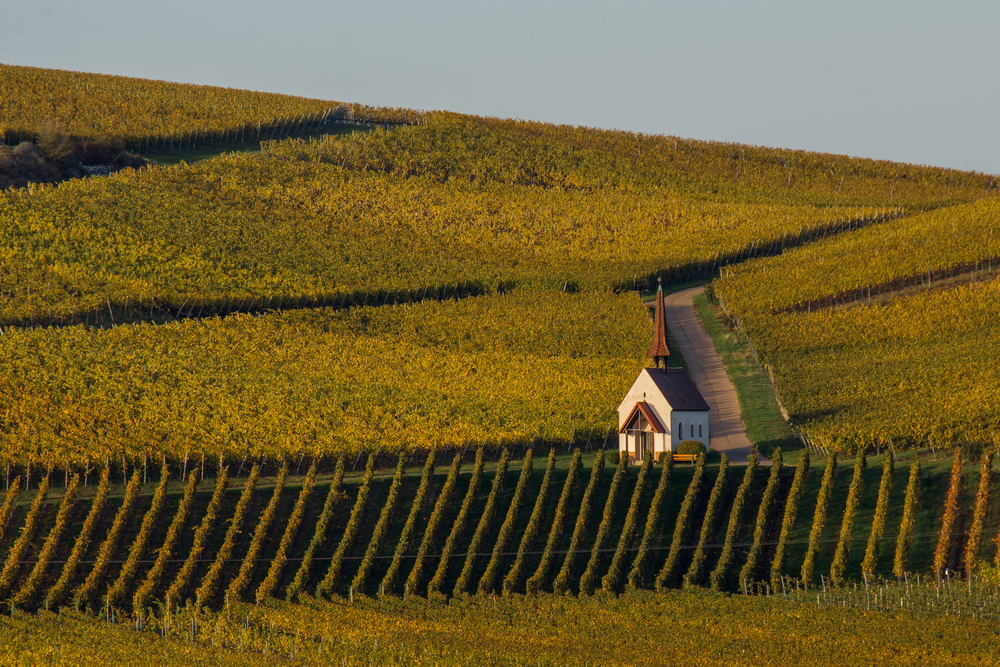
(643, 367), (710, 411)
(618, 401), (666, 433)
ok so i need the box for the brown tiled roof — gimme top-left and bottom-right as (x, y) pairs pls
(618, 401), (666, 433)
(643, 367), (710, 411)
(648, 286), (671, 360)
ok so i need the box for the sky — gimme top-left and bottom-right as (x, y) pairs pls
(2, 0), (997, 174)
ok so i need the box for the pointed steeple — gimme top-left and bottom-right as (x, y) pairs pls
(648, 278), (670, 369)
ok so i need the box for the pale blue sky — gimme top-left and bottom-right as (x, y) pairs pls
(3, 0), (997, 174)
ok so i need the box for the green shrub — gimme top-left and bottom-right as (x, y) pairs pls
(710, 453), (757, 592)
(894, 459), (921, 578)
(197, 464), (260, 606)
(406, 453), (463, 596)
(579, 454), (628, 595)
(256, 463), (316, 602)
(553, 451), (605, 595)
(428, 449), (484, 599)
(829, 450), (866, 584)
(355, 456), (409, 596)
(603, 451), (653, 593)
(504, 450), (558, 594)
(861, 455), (895, 583)
(225, 462), (288, 602)
(656, 452), (706, 590)
(801, 453), (838, 587)
(738, 448), (783, 588)
(684, 453), (730, 589)
(933, 450), (963, 582)
(287, 458), (344, 601)
(380, 452), (436, 596)
(166, 466), (230, 608)
(627, 452), (674, 590)
(678, 440), (707, 455)
(317, 454), (377, 598)
(769, 450), (810, 589)
(47, 468), (110, 609)
(478, 451), (533, 595)
(964, 452), (993, 577)
(12, 474), (79, 608)
(106, 467), (171, 607)
(527, 449), (583, 595)
(453, 449), (510, 597)
(0, 475), (50, 600)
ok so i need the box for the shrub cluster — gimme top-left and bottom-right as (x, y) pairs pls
(603, 451), (654, 593)
(579, 453), (628, 595)
(709, 453), (757, 592)
(354, 456), (409, 596)
(801, 453), (838, 587)
(74, 470), (143, 611)
(47, 468), (110, 609)
(318, 454), (377, 598)
(478, 451), (534, 596)
(134, 471), (200, 611)
(226, 462), (288, 602)
(677, 440), (707, 455)
(553, 451), (605, 595)
(287, 458), (344, 601)
(453, 449), (510, 597)
(0, 475), (50, 599)
(894, 459), (921, 578)
(861, 455), (895, 583)
(965, 452), (994, 576)
(627, 453), (674, 590)
(12, 474), (79, 607)
(739, 449), (783, 588)
(106, 467), (171, 607)
(256, 463), (317, 603)
(829, 451), (867, 584)
(656, 452), (707, 591)
(504, 450), (558, 594)
(527, 449), (583, 595)
(769, 451), (810, 589)
(380, 452), (436, 596)
(406, 453), (464, 596)
(428, 449), (484, 599)
(933, 450), (963, 582)
(684, 453), (731, 589)
(197, 464), (260, 606)
(166, 466), (230, 607)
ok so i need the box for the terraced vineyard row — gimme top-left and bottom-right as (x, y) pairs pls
(0, 448), (994, 617)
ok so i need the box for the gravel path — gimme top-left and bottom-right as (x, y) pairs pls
(659, 286), (757, 463)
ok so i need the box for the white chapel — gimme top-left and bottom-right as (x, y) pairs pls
(617, 282), (710, 462)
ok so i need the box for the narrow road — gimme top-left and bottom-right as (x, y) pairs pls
(660, 286), (756, 463)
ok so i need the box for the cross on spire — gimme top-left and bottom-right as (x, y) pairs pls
(648, 278), (670, 369)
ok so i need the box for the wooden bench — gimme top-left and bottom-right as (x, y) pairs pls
(672, 454), (697, 463)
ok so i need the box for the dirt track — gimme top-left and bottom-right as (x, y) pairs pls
(660, 286), (756, 463)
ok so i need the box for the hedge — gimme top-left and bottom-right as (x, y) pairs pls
(380, 452), (436, 596)
(932, 450), (963, 582)
(225, 462), (289, 602)
(286, 457), (345, 601)
(579, 453), (628, 595)
(656, 452), (706, 591)
(627, 452), (674, 591)
(894, 459), (921, 578)
(861, 455), (895, 583)
(738, 448), (783, 589)
(74, 469), (143, 611)
(428, 449), (484, 599)
(317, 453), (377, 598)
(196, 463), (261, 606)
(166, 466), (230, 607)
(0, 475), (50, 600)
(46, 468), (110, 609)
(965, 452), (994, 576)
(768, 450), (810, 590)
(709, 452), (757, 592)
(800, 453), (838, 587)
(477, 451), (534, 596)
(354, 455), (409, 596)
(256, 462), (317, 602)
(503, 450), (559, 594)
(12, 474), (79, 608)
(526, 449), (583, 594)
(406, 453), (464, 596)
(603, 451), (654, 593)
(0, 476), (22, 547)
(553, 451), (605, 595)
(683, 453), (730, 589)
(453, 449), (510, 597)
(105, 467), (171, 607)
(829, 450), (866, 584)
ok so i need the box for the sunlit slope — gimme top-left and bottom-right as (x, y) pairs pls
(0, 290), (647, 463)
(0, 63), (418, 148)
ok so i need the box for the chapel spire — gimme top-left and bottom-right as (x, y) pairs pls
(647, 278), (670, 369)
